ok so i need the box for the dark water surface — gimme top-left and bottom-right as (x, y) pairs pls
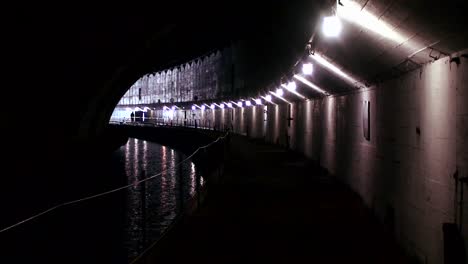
(3, 138), (203, 264)
(118, 138), (204, 262)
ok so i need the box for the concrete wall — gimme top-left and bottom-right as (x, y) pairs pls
(285, 53), (467, 263)
(180, 52), (467, 263)
(120, 51), (467, 263)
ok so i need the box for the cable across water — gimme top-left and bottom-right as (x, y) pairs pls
(0, 132), (229, 233)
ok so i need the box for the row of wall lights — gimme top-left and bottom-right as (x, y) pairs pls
(140, 4), (348, 113)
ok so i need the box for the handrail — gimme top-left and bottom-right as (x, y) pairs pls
(109, 117), (233, 132)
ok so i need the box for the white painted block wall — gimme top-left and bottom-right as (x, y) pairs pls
(141, 49), (467, 263)
(215, 51), (468, 263)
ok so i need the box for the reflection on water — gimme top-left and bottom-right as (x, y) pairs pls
(115, 138), (203, 262)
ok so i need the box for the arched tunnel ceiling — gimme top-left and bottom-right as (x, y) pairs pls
(311, 0), (468, 94)
(95, 0), (468, 108)
(76, 0), (326, 136)
(79, 0), (322, 93)
(5, 0), (467, 142)
(79, 0), (468, 137)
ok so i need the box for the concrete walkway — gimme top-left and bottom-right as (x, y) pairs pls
(146, 135), (412, 263)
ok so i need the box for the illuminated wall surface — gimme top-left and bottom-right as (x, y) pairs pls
(222, 54), (468, 264)
(114, 50), (468, 264)
(117, 48), (234, 106)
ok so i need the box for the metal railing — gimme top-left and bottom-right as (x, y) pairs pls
(109, 117), (234, 132)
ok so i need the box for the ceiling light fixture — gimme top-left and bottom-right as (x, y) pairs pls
(302, 63), (313, 75)
(322, 16), (342, 37)
(276, 88), (284, 97)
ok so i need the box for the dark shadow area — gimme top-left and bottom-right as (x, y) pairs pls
(135, 134), (413, 263)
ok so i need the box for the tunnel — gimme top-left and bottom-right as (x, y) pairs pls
(2, 0), (468, 263)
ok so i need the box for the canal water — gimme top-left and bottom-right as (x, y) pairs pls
(3, 137), (204, 264)
(117, 138), (204, 262)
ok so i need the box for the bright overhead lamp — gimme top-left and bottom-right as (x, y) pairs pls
(322, 16), (342, 37)
(286, 81), (296, 91)
(276, 88), (284, 97)
(302, 63), (313, 75)
(245, 100), (252, 106)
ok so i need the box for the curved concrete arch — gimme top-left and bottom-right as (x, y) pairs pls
(4, 1), (468, 263)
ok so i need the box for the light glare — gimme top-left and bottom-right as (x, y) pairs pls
(337, 0), (405, 44)
(276, 88), (284, 96)
(322, 16), (342, 37)
(281, 84), (306, 99)
(286, 81), (296, 91)
(302, 63), (313, 75)
(269, 91), (291, 104)
(265, 95), (272, 102)
(309, 53), (365, 88)
(246, 101), (251, 106)
(293, 75), (327, 94)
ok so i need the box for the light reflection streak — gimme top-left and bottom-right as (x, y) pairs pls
(261, 95), (277, 105)
(308, 53), (363, 88)
(269, 91), (292, 104)
(168, 148), (176, 219)
(294, 74), (329, 94)
(200, 175), (205, 186)
(125, 139), (130, 178)
(161, 146), (167, 196)
(190, 162), (196, 196)
(133, 138), (139, 186)
(337, 0), (407, 44)
(281, 84), (306, 99)
(143, 141), (148, 175)
(121, 139), (204, 261)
